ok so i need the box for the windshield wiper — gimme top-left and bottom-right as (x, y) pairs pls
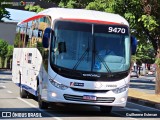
(73, 48), (89, 70)
(73, 39), (90, 70)
(95, 51), (112, 73)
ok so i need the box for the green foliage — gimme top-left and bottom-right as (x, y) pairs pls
(59, 0), (76, 8)
(25, 5), (44, 13)
(131, 55), (136, 63)
(124, 13), (136, 28)
(0, 39), (8, 68)
(0, 39), (8, 57)
(138, 15), (158, 31)
(0, 39), (14, 68)
(86, 0), (114, 12)
(0, 0), (11, 21)
(155, 58), (160, 68)
(136, 42), (155, 64)
(6, 45), (13, 59)
(14, 32), (22, 47)
(58, 0), (94, 8)
(37, 41), (43, 54)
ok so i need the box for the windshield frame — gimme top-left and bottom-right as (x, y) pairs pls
(50, 20), (131, 79)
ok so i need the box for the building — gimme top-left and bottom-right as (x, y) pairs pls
(0, 22), (17, 45)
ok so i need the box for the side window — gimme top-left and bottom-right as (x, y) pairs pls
(37, 16), (51, 71)
(37, 17), (50, 50)
(14, 26), (22, 48)
(30, 20), (39, 48)
(26, 21), (32, 48)
(14, 16), (51, 49)
(23, 22), (30, 48)
(22, 23), (27, 48)
(14, 23), (27, 48)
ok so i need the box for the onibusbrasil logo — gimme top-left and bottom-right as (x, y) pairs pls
(1, 112), (43, 118)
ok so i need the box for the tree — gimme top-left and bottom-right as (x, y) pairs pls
(136, 41), (155, 65)
(39, 0), (95, 8)
(86, 0), (115, 12)
(0, 39), (8, 68)
(0, 0), (11, 21)
(6, 45), (13, 68)
(25, 5), (44, 13)
(6, 45), (13, 59)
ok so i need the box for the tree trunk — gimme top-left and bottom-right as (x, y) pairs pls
(155, 48), (160, 94)
(1, 58), (5, 68)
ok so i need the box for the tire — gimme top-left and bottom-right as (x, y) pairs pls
(100, 106), (112, 114)
(37, 85), (49, 109)
(19, 73), (28, 98)
(27, 92), (34, 99)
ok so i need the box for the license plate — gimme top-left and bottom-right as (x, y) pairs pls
(83, 95), (96, 100)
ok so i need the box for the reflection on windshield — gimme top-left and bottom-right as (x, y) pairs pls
(50, 21), (130, 73)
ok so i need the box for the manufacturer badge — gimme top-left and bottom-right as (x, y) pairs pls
(70, 82), (84, 87)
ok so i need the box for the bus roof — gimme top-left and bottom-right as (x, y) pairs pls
(18, 8), (129, 26)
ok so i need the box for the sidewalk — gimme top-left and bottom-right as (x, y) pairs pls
(128, 75), (160, 109)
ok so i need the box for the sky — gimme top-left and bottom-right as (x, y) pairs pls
(2, 8), (36, 22)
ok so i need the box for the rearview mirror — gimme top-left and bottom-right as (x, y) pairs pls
(42, 27), (53, 48)
(131, 36), (137, 55)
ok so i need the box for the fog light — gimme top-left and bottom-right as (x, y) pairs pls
(121, 97), (126, 102)
(51, 92), (57, 97)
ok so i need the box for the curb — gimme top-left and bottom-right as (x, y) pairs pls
(128, 97), (160, 109)
(0, 69), (11, 71)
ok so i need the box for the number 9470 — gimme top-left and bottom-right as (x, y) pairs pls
(108, 27), (126, 34)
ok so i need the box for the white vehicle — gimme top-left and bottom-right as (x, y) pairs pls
(12, 8), (137, 113)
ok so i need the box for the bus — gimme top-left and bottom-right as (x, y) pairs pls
(12, 8), (137, 113)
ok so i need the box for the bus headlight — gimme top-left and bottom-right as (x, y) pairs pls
(49, 79), (68, 90)
(112, 85), (129, 94)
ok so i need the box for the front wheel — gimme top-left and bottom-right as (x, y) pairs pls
(37, 85), (49, 109)
(100, 106), (112, 114)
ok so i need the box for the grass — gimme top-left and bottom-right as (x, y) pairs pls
(128, 88), (160, 103)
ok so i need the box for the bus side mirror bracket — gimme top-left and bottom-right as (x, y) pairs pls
(42, 27), (53, 48)
(131, 36), (137, 55)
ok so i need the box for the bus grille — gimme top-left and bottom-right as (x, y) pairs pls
(71, 87), (109, 93)
(63, 94), (115, 103)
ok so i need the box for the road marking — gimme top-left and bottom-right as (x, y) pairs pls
(1, 86), (6, 88)
(17, 97), (63, 120)
(54, 117), (63, 120)
(0, 76), (5, 78)
(17, 97), (37, 108)
(7, 90), (13, 94)
(128, 101), (160, 111)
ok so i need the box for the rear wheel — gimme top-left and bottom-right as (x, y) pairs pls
(19, 73), (28, 98)
(37, 85), (49, 109)
(100, 106), (112, 114)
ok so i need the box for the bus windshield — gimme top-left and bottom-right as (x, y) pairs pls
(51, 21), (130, 73)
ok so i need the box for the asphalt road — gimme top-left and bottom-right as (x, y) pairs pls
(0, 71), (159, 119)
(130, 75), (155, 94)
